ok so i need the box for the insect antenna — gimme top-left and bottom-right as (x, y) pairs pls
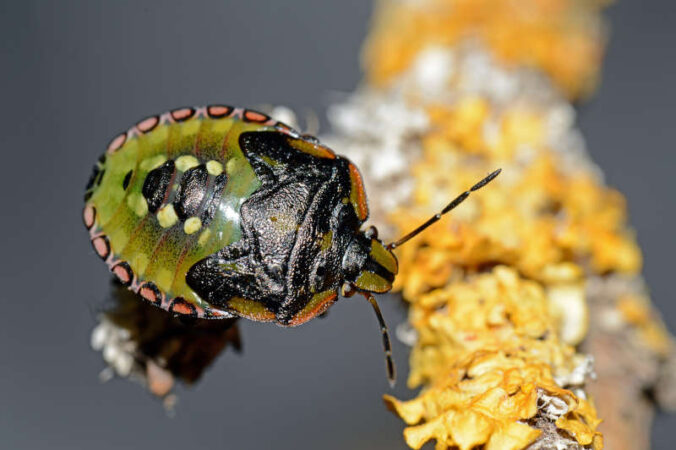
(387, 169), (501, 250)
(363, 291), (396, 387)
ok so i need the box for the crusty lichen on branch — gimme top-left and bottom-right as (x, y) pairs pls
(325, 0), (676, 448)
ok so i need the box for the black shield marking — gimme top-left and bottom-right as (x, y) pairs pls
(173, 164), (208, 222)
(200, 172), (228, 227)
(142, 160), (175, 213)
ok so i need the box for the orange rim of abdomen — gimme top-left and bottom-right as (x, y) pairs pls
(290, 137), (336, 160)
(287, 292), (338, 327)
(348, 163), (368, 221)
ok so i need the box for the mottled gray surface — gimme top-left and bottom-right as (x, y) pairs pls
(0, 1), (674, 449)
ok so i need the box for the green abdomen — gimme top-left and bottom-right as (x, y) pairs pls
(84, 107), (278, 314)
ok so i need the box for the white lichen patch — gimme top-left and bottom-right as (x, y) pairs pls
(91, 317), (136, 378)
(324, 43), (602, 239)
(323, 89), (429, 236)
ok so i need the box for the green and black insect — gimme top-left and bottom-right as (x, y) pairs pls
(83, 105), (500, 385)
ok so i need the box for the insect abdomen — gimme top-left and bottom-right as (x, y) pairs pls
(85, 107), (280, 316)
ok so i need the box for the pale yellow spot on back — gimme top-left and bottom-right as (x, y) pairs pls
(226, 157), (244, 174)
(130, 253), (149, 275)
(155, 268), (174, 292)
(197, 228), (212, 246)
(157, 204), (179, 228)
(184, 216), (202, 235)
(206, 160), (224, 176)
(126, 192), (148, 217)
(175, 155), (200, 172)
(140, 155), (167, 171)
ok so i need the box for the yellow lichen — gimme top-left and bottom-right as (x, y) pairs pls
(402, 267), (582, 387)
(363, 0), (610, 99)
(385, 106), (616, 445)
(383, 97), (620, 447)
(617, 294), (673, 356)
(391, 138), (642, 299)
(353, 1), (675, 448)
(363, 3), (616, 446)
(386, 267), (602, 449)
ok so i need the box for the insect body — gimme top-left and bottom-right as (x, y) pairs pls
(84, 105), (499, 385)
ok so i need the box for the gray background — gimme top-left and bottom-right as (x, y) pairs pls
(0, 1), (673, 449)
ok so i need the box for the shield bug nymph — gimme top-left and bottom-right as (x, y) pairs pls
(83, 105), (500, 385)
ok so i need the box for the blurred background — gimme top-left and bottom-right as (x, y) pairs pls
(0, 1), (674, 449)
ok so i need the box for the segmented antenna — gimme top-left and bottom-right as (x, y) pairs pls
(387, 169), (502, 250)
(363, 292), (396, 387)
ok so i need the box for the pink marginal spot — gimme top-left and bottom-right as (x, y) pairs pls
(139, 283), (162, 305)
(136, 115), (159, 133)
(243, 109), (270, 123)
(91, 235), (110, 260)
(83, 204), (96, 229)
(170, 107), (195, 122)
(106, 132), (127, 154)
(112, 262), (132, 285)
(207, 105), (234, 118)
